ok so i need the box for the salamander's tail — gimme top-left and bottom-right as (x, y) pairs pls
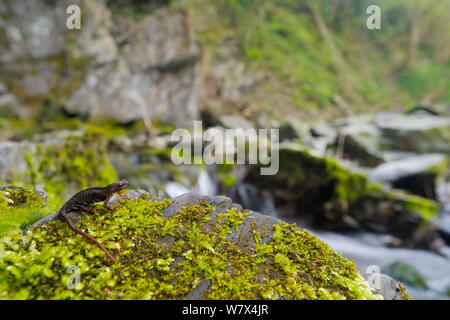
(60, 211), (116, 263)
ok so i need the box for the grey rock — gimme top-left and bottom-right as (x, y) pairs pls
(311, 122), (337, 145)
(370, 154), (447, 183)
(217, 114), (254, 130)
(2, 1), (201, 127)
(0, 141), (34, 183)
(362, 272), (408, 300)
(64, 56), (200, 126)
(118, 9), (200, 70)
(0, 0), (71, 63)
(339, 123), (384, 167)
(376, 113), (450, 154)
(229, 183), (277, 217)
(369, 153), (447, 199)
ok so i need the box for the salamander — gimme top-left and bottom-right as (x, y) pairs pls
(58, 180), (129, 263)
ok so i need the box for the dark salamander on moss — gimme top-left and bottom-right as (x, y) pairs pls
(58, 180), (129, 263)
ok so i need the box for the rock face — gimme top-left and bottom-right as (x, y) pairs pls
(0, 0), (201, 126)
(0, 191), (388, 300)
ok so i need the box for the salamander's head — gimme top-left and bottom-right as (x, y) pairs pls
(110, 179), (129, 192)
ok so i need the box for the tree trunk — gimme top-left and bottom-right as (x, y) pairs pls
(403, 7), (421, 70)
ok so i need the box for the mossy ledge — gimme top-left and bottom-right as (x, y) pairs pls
(0, 192), (383, 300)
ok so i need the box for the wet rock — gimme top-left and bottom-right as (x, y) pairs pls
(338, 123), (384, 168)
(362, 272), (411, 300)
(376, 113), (450, 154)
(369, 154), (448, 200)
(436, 210), (450, 245)
(229, 183), (276, 217)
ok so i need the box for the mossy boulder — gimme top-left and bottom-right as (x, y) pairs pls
(0, 192), (384, 300)
(0, 185), (47, 235)
(245, 143), (442, 249)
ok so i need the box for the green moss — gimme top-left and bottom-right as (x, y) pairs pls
(396, 283), (413, 300)
(0, 195), (382, 300)
(428, 155), (449, 185)
(27, 128), (117, 190)
(0, 187), (45, 235)
(18, 128), (118, 219)
(217, 164), (238, 189)
(397, 192), (439, 221)
(386, 262), (428, 290)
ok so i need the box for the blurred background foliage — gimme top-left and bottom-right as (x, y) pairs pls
(175, 0), (449, 115)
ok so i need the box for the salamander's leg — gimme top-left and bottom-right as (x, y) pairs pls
(116, 192), (129, 200)
(103, 195), (119, 211)
(60, 211), (116, 263)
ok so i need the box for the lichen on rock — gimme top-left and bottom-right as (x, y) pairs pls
(0, 193), (383, 300)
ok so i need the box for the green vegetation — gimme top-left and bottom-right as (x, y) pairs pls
(0, 194), (381, 300)
(24, 127), (117, 214)
(177, 0), (450, 117)
(386, 262), (428, 290)
(0, 187), (46, 235)
(0, 128), (119, 234)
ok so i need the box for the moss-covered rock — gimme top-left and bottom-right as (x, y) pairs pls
(245, 143), (442, 249)
(0, 192), (383, 300)
(0, 185), (46, 235)
(0, 128), (117, 215)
